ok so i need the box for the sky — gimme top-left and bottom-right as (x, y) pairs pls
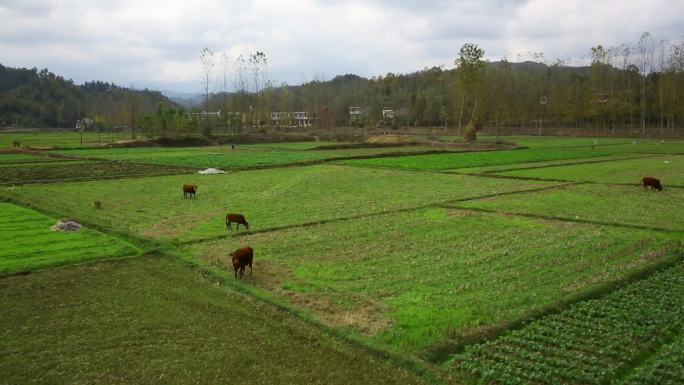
(1, 0), (683, 94)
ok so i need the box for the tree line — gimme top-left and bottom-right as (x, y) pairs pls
(200, 33), (684, 138)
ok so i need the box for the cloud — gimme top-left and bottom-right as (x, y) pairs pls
(0, 0), (682, 92)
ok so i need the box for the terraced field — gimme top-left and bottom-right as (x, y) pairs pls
(452, 260), (684, 384)
(0, 202), (139, 274)
(1, 165), (560, 241)
(50, 145), (443, 170)
(183, 208), (677, 355)
(0, 256), (429, 385)
(495, 154), (684, 186)
(0, 160), (193, 185)
(3, 134), (684, 384)
(456, 183), (684, 231)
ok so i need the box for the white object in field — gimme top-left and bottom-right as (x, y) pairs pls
(664, 160), (670, 164)
(198, 168), (226, 174)
(51, 219), (82, 232)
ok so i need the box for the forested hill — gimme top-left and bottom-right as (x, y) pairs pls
(0, 64), (176, 128)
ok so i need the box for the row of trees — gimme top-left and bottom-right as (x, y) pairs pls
(199, 33), (684, 138)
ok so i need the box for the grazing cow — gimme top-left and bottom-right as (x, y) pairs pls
(642, 177), (663, 191)
(231, 246), (253, 278)
(226, 213), (249, 230)
(183, 184), (198, 198)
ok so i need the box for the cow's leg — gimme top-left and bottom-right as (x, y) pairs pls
(236, 223), (240, 230)
(234, 266), (238, 278)
(227, 222), (232, 230)
(249, 262), (253, 275)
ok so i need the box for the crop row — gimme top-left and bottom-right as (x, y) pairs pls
(0, 160), (192, 185)
(453, 260), (684, 384)
(619, 332), (684, 385)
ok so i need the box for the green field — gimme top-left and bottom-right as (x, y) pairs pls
(452, 260), (684, 384)
(50, 145), (443, 169)
(0, 256), (428, 385)
(3, 135), (684, 384)
(339, 145), (666, 171)
(0, 202), (139, 274)
(0, 160), (193, 185)
(495, 155), (684, 186)
(456, 183), (684, 231)
(1, 165), (559, 241)
(183, 208), (677, 355)
(0, 152), (58, 163)
(0, 131), (122, 149)
(240, 141), (346, 149)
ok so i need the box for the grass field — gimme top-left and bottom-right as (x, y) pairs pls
(0, 131), (123, 149)
(0, 152), (59, 163)
(0, 202), (139, 274)
(3, 134), (684, 384)
(338, 145), (664, 171)
(49, 145), (444, 169)
(1, 165), (559, 241)
(0, 160), (193, 185)
(0, 256), (429, 385)
(452, 260), (684, 384)
(183, 208), (678, 355)
(495, 155), (684, 186)
(456, 183), (684, 231)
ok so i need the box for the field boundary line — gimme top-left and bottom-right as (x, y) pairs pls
(158, 250), (449, 385)
(181, 182), (575, 246)
(430, 251), (684, 365)
(466, 153), (658, 174)
(445, 205), (684, 234)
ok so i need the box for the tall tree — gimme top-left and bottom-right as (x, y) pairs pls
(455, 43), (485, 141)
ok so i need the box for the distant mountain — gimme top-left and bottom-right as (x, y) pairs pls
(0, 63), (177, 128)
(163, 91), (203, 109)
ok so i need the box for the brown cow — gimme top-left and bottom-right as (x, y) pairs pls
(231, 246), (253, 278)
(642, 177), (663, 191)
(183, 184), (198, 198)
(226, 213), (249, 230)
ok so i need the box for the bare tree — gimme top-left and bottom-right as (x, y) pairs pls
(638, 32), (654, 136)
(200, 48), (215, 135)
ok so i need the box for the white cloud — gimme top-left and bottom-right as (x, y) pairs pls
(0, 0), (682, 92)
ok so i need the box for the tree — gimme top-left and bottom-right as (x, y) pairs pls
(638, 32), (654, 136)
(455, 43), (485, 141)
(200, 47), (215, 136)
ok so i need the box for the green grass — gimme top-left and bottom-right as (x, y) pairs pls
(477, 135), (639, 148)
(0, 165), (559, 241)
(496, 155), (684, 186)
(183, 208), (679, 355)
(0, 131), (125, 149)
(452, 260), (684, 385)
(339, 146), (661, 171)
(49, 145), (442, 169)
(0, 202), (139, 274)
(0, 256), (429, 385)
(240, 141), (346, 150)
(457, 183), (684, 232)
(0, 160), (193, 185)
(453, 154), (648, 174)
(0, 153), (58, 163)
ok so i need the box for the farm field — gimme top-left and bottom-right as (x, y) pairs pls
(3, 134), (684, 384)
(0, 159), (193, 185)
(0, 152), (60, 163)
(183, 208), (678, 356)
(0, 202), (139, 274)
(0, 131), (119, 149)
(451, 260), (684, 385)
(0, 256), (429, 385)
(476, 135), (640, 148)
(1, 165), (560, 241)
(50, 145), (445, 169)
(456, 183), (684, 231)
(240, 141), (346, 149)
(451, 154), (650, 174)
(495, 154), (684, 186)
(338, 144), (667, 171)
